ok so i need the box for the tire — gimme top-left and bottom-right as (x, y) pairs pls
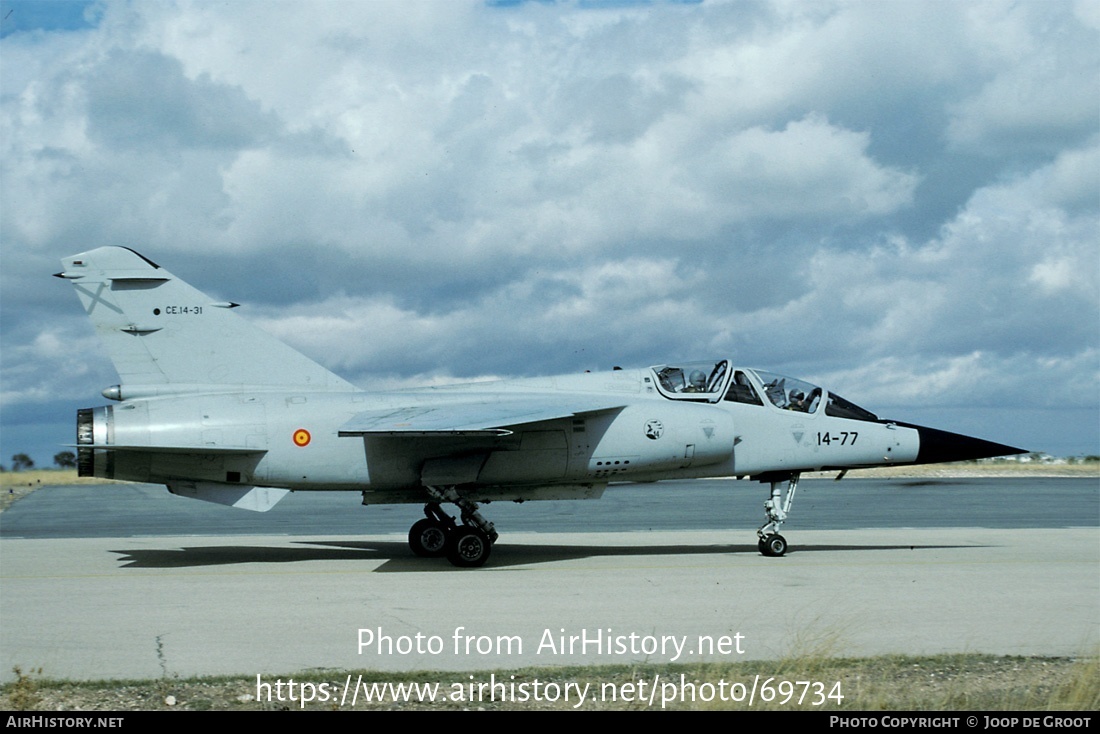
(446, 525), (492, 568)
(763, 534), (788, 557)
(409, 518), (448, 557)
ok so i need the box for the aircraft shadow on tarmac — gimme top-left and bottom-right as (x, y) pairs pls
(110, 540), (977, 571)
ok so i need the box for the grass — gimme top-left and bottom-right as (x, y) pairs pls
(1, 653), (1096, 711)
(829, 460), (1100, 479)
(0, 469), (116, 512)
(6, 667), (44, 711)
(0, 469), (111, 489)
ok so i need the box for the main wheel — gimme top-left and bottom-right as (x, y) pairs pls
(761, 534), (788, 557)
(446, 525), (492, 568)
(409, 519), (448, 557)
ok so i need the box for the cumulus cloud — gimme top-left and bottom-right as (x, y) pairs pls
(1, 0), (1097, 461)
(947, 0), (1099, 153)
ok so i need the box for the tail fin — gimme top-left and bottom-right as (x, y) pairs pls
(58, 246), (354, 395)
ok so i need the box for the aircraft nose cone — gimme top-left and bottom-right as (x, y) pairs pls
(901, 423), (1027, 465)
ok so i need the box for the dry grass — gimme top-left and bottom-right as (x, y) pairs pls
(831, 461), (1100, 479)
(1, 653), (1095, 711)
(0, 470), (116, 512)
(0, 468), (116, 489)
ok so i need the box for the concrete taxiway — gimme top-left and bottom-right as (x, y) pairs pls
(1, 527), (1096, 683)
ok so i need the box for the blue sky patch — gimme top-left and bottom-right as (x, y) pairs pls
(1, 0), (100, 39)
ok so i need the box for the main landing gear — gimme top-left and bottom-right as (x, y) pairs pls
(757, 472), (799, 557)
(407, 486), (499, 568)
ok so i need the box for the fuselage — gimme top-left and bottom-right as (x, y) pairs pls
(78, 361), (920, 502)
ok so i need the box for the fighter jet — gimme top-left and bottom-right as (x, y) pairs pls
(58, 247), (1025, 567)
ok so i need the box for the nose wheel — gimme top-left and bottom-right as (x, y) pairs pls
(758, 533), (788, 557)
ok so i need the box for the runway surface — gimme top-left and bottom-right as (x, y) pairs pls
(2, 477), (1096, 537)
(1, 479), (1097, 683)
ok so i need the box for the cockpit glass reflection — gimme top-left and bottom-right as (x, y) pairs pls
(651, 360), (729, 399)
(750, 370), (823, 413)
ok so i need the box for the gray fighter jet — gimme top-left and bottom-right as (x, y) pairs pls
(58, 247), (1025, 566)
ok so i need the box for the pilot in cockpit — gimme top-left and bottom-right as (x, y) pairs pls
(683, 370), (708, 393)
(787, 390), (807, 411)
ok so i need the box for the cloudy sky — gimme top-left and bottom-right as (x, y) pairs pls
(1, 0), (1097, 468)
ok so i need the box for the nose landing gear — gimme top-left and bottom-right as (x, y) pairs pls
(757, 472), (799, 557)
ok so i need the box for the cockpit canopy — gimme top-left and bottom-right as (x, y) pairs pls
(649, 360), (879, 422)
(652, 360), (729, 397)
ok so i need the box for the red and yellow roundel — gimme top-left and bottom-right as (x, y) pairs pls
(292, 428), (312, 447)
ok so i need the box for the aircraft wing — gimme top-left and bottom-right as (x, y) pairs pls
(338, 397), (628, 437)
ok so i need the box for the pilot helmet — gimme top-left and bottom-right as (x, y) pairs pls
(689, 370), (707, 388)
(789, 390), (805, 402)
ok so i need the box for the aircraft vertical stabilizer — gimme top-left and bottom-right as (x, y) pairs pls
(58, 247), (354, 394)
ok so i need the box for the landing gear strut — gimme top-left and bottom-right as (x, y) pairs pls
(757, 472), (799, 557)
(406, 486), (499, 568)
